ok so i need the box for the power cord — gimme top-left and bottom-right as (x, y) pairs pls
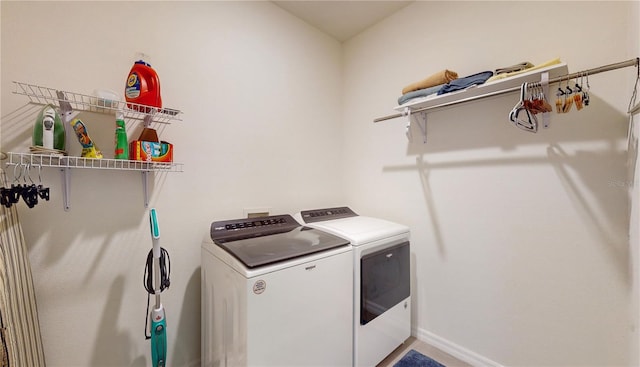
(143, 247), (170, 340)
(628, 57), (640, 112)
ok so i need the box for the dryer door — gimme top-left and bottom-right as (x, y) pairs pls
(360, 241), (410, 325)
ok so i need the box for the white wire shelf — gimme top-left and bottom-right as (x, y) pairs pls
(13, 81), (182, 124)
(8, 81), (184, 210)
(5, 152), (183, 211)
(5, 152), (183, 173)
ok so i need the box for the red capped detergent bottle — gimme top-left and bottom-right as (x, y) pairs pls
(125, 60), (162, 112)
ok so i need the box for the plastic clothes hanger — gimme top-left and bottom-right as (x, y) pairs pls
(556, 82), (565, 113)
(19, 163), (39, 208)
(524, 84), (541, 114)
(9, 163), (24, 205)
(583, 71), (590, 106)
(524, 83), (552, 114)
(509, 83), (525, 122)
(561, 78), (574, 113)
(538, 83), (553, 113)
(1, 163), (24, 207)
(36, 164), (49, 201)
(509, 82), (538, 133)
(573, 74), (583, 110)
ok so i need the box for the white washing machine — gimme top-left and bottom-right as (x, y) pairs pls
(295, 207), (411, 367)
(201, 214), (353, 367)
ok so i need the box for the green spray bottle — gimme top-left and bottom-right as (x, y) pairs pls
(114, 110), (129, 159)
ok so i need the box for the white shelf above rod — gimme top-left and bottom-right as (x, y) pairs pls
(374, 58), (639, 123)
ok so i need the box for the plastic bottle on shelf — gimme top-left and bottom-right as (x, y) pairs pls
(70, 118), (102, 159)
(125, 57), (162, 113)
(114, 110), (129, 159)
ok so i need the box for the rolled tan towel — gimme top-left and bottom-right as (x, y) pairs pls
(402, 69), (458, 95)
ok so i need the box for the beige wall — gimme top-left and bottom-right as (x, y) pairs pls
(1, 2), (343, 366)
(342, 1), (638, 366)
(3, 1), (640, 367)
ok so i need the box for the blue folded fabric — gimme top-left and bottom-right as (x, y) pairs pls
(437, 71), (494, 95)
(398, 84), (444, 105)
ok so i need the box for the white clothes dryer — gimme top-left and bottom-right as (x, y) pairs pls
(201, 214), (353, 367)
(295, 207), (411, 367)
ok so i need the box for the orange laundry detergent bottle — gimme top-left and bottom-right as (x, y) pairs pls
(125, 60), (162, 112)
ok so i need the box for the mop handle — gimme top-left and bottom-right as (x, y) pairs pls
(149, 208), (161, 308)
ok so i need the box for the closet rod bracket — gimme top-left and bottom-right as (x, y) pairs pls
(540, 71), (551, 128)
(404, 108), (428, 143)
(417, 112), (427, 143)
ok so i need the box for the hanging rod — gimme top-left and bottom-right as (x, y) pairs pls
(374, 57), (639, 123)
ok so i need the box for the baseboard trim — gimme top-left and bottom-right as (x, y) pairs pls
(413, 327), (504, 367)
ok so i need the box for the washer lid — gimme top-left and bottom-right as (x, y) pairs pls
(210, 215), (349, 268)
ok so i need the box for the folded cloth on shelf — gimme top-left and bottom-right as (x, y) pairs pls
(486, 57), (562, 83)
(495, 61), (534, 75)
(437, 71), (494, 95)
(397, 84), (444, 105)
(401, 69), (458, 95)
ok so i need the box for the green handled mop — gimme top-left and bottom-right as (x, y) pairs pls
(144, 208), (170, 367)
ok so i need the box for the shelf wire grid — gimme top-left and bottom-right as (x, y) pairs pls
(6, 152), (183, 173)
(12, 81), (182, 124)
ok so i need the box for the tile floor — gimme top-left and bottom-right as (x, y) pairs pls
(376, 337), (473, 367)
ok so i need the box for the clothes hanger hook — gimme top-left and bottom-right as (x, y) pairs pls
(26, 163), (35, 185)
(13, 162), (23, 183)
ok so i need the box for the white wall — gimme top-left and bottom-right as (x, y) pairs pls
(1, 2), (343, 366)
(343, 2), (638, 366)
(3, 1), (640, 367)
(343, 1), (638, 366)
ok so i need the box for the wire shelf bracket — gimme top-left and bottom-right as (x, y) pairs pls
(5, 152), (183, 211)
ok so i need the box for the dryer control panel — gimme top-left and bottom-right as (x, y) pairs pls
(300, 206), (358, 223)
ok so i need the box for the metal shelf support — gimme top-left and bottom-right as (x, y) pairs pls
(417, 112), (427, 144)
(4, 152), (183, 211)
(61, 167), (71, 211)
(404, 108), (428, 144)
(142, 171), (150, 208)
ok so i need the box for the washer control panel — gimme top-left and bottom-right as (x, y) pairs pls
(210, 214), (299, 242)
